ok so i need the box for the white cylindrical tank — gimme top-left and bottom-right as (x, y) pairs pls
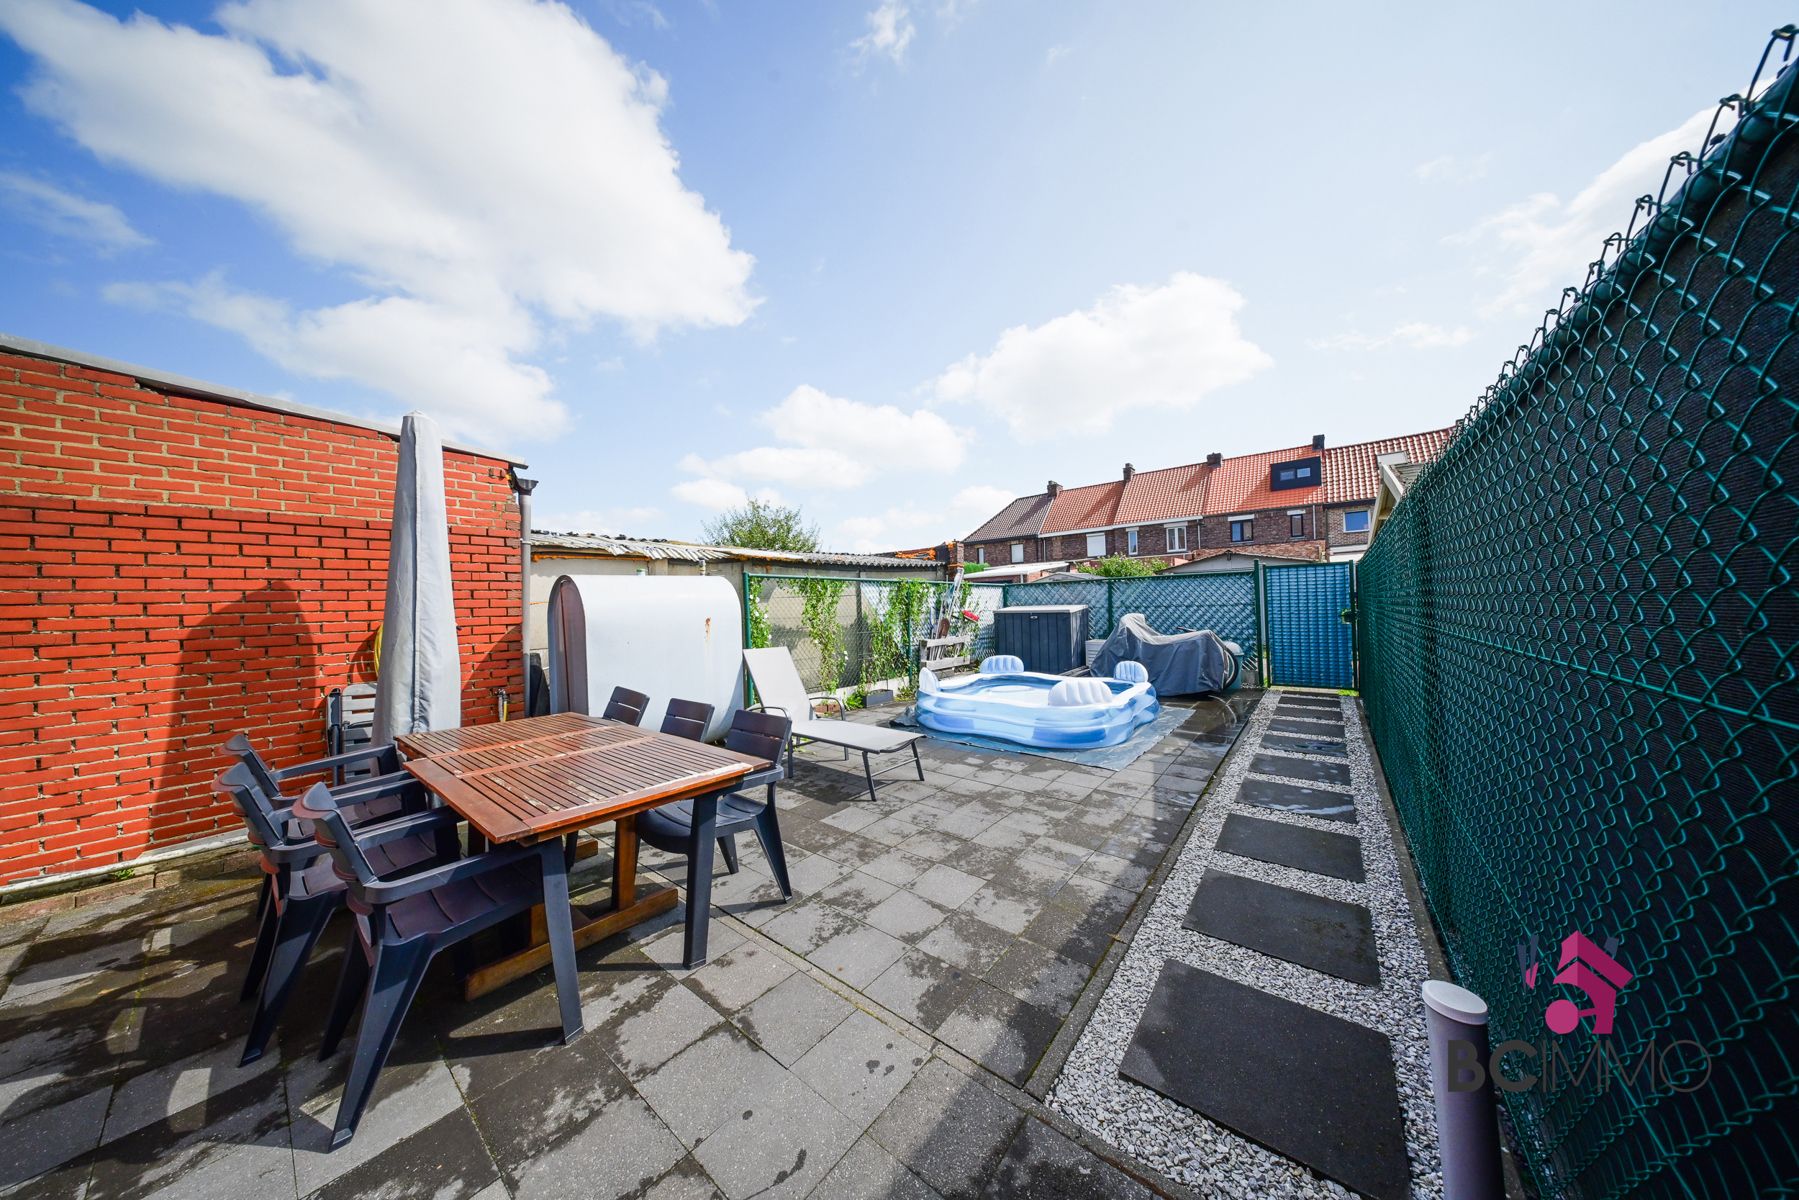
(546, 575), (743, 740)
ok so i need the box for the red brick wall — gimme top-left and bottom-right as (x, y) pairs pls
(0, 350), (522, 886)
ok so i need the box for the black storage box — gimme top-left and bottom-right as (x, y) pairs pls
(993, 605), (1092, 675)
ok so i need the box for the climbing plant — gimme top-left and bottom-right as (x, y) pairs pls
(794, 577), (849, 692)
(865, 578), (934, 688)
(745, 585), (772, 649)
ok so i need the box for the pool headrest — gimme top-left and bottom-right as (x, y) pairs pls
(918, 667), (941, 694)
(1112, 660), (1149, 685)
(1048, 677), (1114, 707)
(979, 655), (1024, 675)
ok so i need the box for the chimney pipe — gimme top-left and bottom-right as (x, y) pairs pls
(1047, 480), (1062, 498)
(1312, 434), (1326, 451)
(1122, 463), (1135, 482)
(1205, 452), (1222, 468)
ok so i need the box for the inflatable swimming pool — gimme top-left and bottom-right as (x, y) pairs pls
(915, 656), (1160, 749)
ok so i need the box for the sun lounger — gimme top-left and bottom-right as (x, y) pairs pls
(743, 646), (925, 801)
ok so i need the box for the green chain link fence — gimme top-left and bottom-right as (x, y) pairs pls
(743, 573), (1005, 698)
(1358, 31), (1797, 1199)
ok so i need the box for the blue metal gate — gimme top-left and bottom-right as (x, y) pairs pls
(1264, 562), (1355, 689)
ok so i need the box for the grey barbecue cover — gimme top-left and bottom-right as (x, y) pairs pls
(1092, 613), (1230, 695)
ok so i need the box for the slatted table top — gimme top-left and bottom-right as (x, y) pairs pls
(398, 714), (767, 844)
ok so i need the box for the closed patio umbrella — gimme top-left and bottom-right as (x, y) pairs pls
(372, 412), (461, 744)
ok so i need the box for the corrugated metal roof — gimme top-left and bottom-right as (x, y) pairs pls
(964, 560), (1071, 579)
(530, 531), (939, 569)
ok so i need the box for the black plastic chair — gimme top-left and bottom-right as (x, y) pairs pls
(211, 763), (458, 1067)
(294, 781), (582, 1149)
(659, 697), (714, 742)
(638, 709), (795, 908)
(603, 686), (650, 725)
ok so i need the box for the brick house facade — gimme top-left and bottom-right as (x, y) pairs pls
(0, 339), (525, 886)
(963, 429), (1452, 572)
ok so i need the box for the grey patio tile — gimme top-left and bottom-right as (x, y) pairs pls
(601, 979), (726, 1080)
(910, 864), (984, 909)
(761, 897), (860, 955)
(865, 889), (952, 942)
(816, 835), (889, 870)
(1046, 820), (1110, 852)
(793, 1010), (928, 1126)
(637, 921), (746, 976)
(103, 1031), (283, 1144)
(290, 1053), (462, 1194)
(1020, 905), (1114, 968)
(785, 851), (850, 894)
(782, 818), (846, 855)
(89, 1070), (294, 1200)
(988, 1117), (1158, 1198)
(1077, 851), (1153, 892)
(0, 1082), (109, 1192)
(936, 981), (1061, 1086)
(0, 936), (146, 1012)
(819, 806), (883, 833)
(957, 881), (1043, 936)
(817, 871), (900, 920)
(634, 1024), (789, 1147)
(637, 1154), (725, 1199)
(1028, 837), (1092, 870)
(690, 1072), (859, 1199)
(687, 939), (797, 1013)
(983, 941), (1092, 1018)
(1054, 874), (1140, 924)
(864, 950), (976, 1032)
(859, 815), (924, 847)
(895, 830), (961, 862)
(869, 1059), (1024, 1200)
(968, 821), (1035, 851)
(934, 807), (1000, 840)
(995, 810), (1055, 839)
(503, 1083), (687, 1200)
(304, 1107), (498, 1200)
(809, 922), (908, 988)
(808, 1134), (942, 1199)
(945, 843), (1017, 879)
(734, 972), (853, 1066)
(989, 853), (1076, 895)
(861, 849), (933, 888)
(915, 912), (1014, 974)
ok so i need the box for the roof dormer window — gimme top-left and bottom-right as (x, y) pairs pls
(1270, 455), (1321, 491)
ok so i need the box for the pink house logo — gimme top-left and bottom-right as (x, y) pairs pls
(1519, 931), (1632, 1036)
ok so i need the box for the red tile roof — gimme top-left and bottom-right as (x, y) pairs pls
(1116, 462), (1211, 524)
(1322, 428), (1456, 504)
(1042, 480), (1123, 533)
(1200, 444), (1321, 515)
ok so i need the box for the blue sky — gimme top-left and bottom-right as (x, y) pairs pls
(0, 1), (1789, 549)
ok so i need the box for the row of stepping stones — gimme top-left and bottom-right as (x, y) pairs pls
(1118, 691), (1413, 1200)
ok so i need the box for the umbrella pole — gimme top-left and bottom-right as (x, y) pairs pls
(511, 470), (538, 717)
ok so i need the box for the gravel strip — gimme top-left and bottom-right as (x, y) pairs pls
(1048, 691), (1443, 1199)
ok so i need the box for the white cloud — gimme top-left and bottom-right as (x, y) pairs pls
(1453, 101), (1737, 317)
(0, 171), (148, 251)
(1310, 322), (1473, 352)
(828, 484), (1014, 554)
(670, 477), (749, 512)
(1413, 153), (1491, 184)
(930, 272), (1271, 440)
(533, 504), (662, 534)
(0, 0), (754, 439)
(853, 0), (914, 65)
(677, 384), (968, 495)
(1045, 44), (1071, 67)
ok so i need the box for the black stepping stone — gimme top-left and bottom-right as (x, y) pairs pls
(1120, 961), (1409, 1200)
(1262, 732), (1346, 758)
(1277, 693), (1341, 711)
(1183, 870), (1379, 984)
(1251, 753), (1351, 787)
(1269, 716), (1345, 736)
(1217, 813), (1365, 882)
(1239, 777), (1357, 822)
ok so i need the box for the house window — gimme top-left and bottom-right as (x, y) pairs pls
(1085, 532), (1106, 557)
(1270, 456), (1322, 491)
(1127, 528), (1140, 555)
(1010, 543), (1024, 564)
(1165, 524), (1187, 553)
(1230, 518), (1253, 543)
(1343, 509), (1371, 533)
(1289, 512), (1305, 538)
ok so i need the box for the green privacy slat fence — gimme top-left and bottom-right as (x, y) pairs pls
(1357, 32), (1798, 1200)
(743, 573), (1005, 694)
(1264, 562), (1355, 689)
(1001, 572), (1261, 678)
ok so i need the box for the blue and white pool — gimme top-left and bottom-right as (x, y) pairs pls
(915, 660), (1160, 749)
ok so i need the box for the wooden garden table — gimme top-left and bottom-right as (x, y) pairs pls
(397, 712), (766, 1005)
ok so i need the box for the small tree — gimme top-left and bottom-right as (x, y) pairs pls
(1077, 555), (1168, 578)
(703, 499), (820, 552)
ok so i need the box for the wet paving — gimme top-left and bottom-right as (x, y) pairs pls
(0, 695), (1255, 1199)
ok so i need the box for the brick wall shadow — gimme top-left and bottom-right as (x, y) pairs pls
(154, 582), (323, 848)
